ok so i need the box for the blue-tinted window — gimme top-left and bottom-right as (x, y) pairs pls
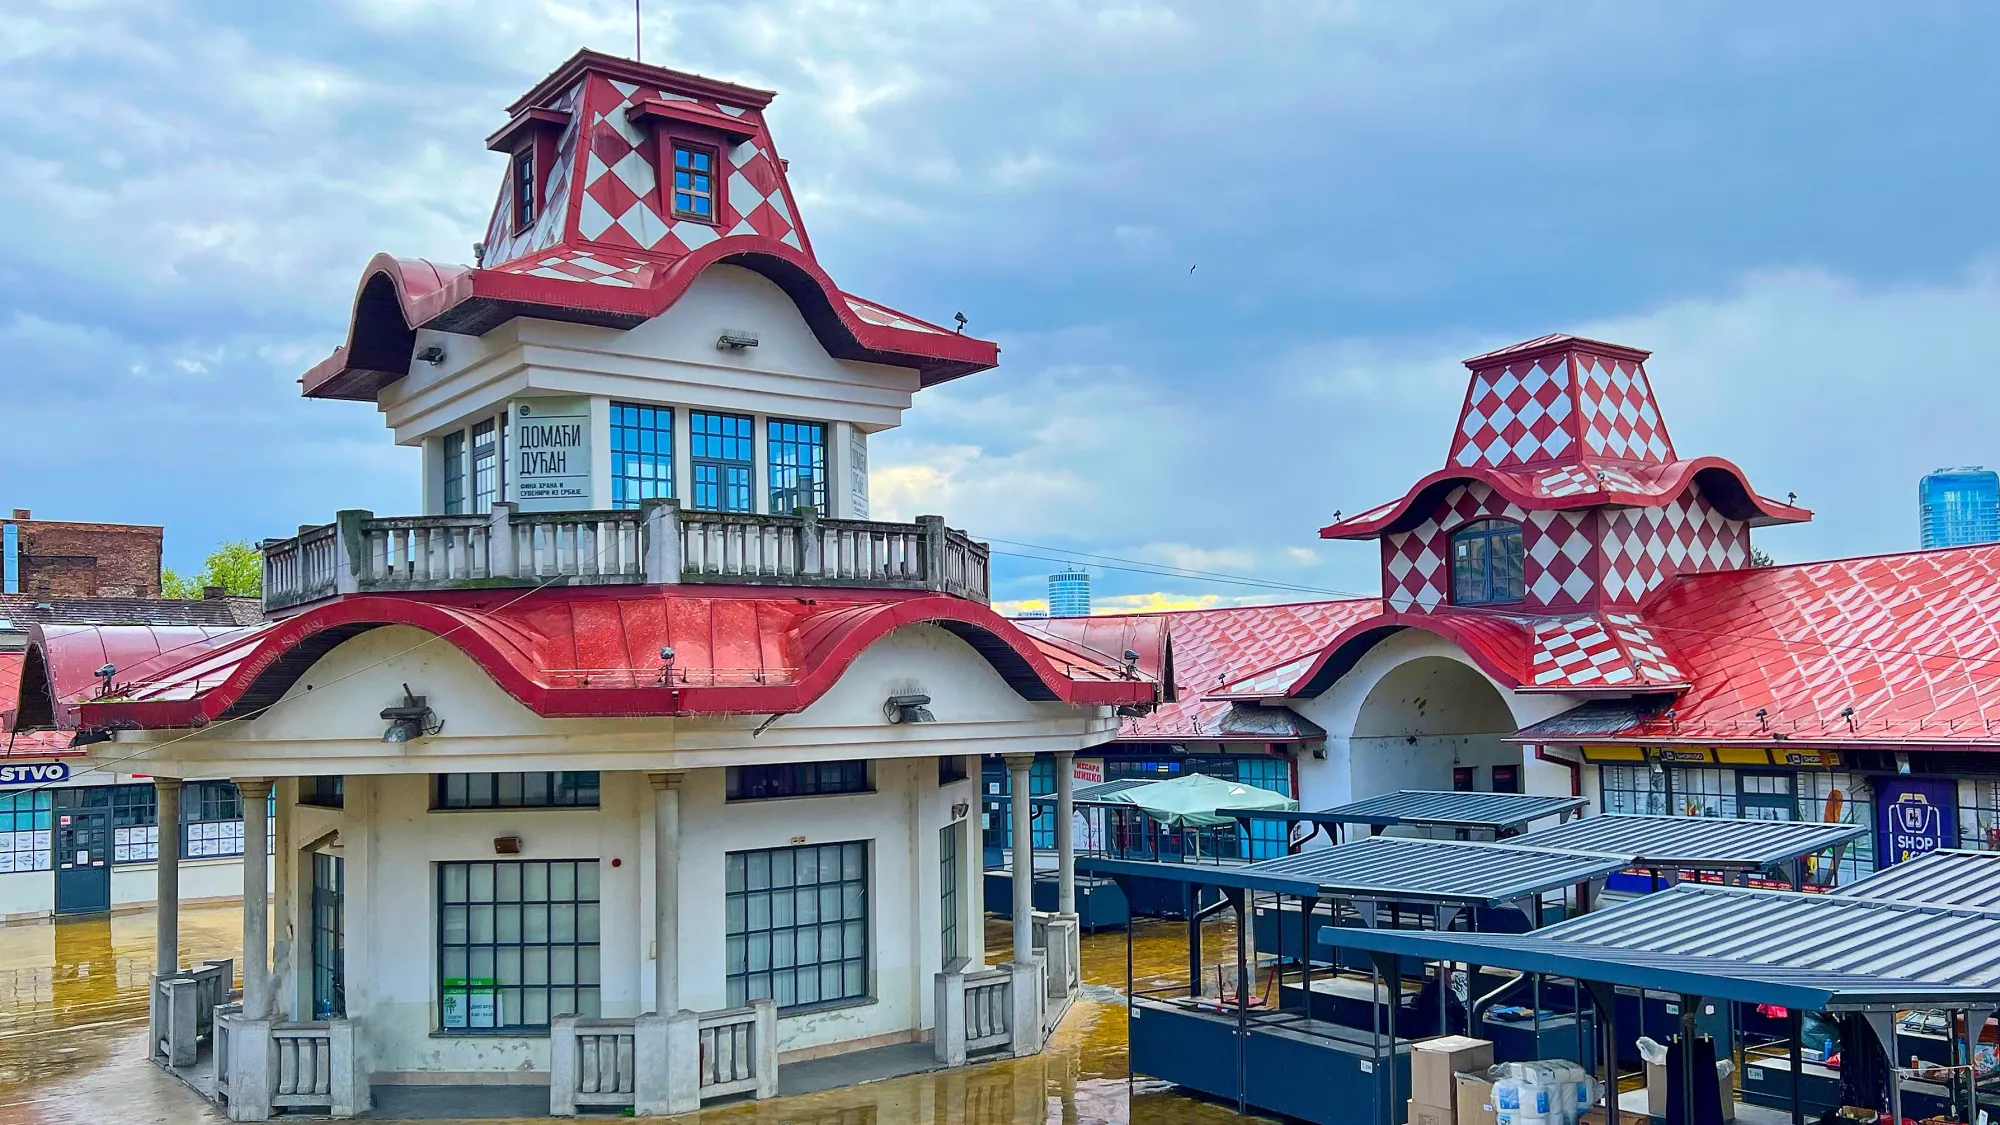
(671, 145), (716, 221)
(767, 419), (826, 514)
(435, 773), (600, 809)
(472, 418), (499, 512)
(1450, 519), (1526, 606)
(611, 403), (673, 509)
(690, 412), (753, 512)
(443, 430), (466, 514)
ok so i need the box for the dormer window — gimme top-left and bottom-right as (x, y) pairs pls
(511, 150), (536, 230)
(671, 144), (717, 222)
(1451, 519), (1525, 606)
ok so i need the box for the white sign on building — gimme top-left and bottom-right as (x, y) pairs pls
(511, 397), (591, 511)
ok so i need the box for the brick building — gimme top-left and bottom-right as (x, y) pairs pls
(2, 509), (165, 598)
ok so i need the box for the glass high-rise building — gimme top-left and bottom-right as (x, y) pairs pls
(1047, 568), (1091, 617)
(1919, 467), (2000, 549)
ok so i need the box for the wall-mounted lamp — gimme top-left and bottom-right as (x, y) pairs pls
(885, 693), (935, 724)
(415, 345), (446, 366)
(380, 684), (441, 743)
(493, 835), (522, 855)
(716, 332), (759, 351)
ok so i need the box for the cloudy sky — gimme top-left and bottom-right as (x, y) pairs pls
(5, 1), (1998, 612)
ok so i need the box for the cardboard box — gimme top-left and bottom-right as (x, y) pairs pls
(1453, 1073), (1498, 1125)
(1410, 1036), (1494, 1109)
(1406, 1100), (1453, 1125)
(1645, 1059), (1736, 1122)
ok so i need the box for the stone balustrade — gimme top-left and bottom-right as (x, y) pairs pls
(550, 1000), (777, 1117)
(263, 502), (988, 612)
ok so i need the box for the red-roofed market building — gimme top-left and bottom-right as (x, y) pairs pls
(17, 51), (1161, 1119)
(1044, 334), (2000, 901)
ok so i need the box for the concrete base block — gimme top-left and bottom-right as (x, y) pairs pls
(224, 1016), (274, 1122)
(327, 1019), (368, 1117)
(664, 1010), (702, 1114)
(1006, 960), (1045, 1057)
(634, 1012), (702, 1117)
(751, 998), (779, 1099)
(934, 971), (968, 1066)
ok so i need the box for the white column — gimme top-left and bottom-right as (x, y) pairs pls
(1005, 754), (1035, 965)
(1054, 751), (1076, 916)
(155, 778), (182, 976)
(236, 778), (274, 1019)
(648, 772), (683, 1014)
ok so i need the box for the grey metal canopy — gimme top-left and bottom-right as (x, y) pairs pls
(1073, 855), (1322, 899)
(1835, 848), (2000, 908)
(1274, 789), (1588, 833)
(1318, 883), (2000, 1013)
(1242, 835), (1629, 908)
(1511, 813), (1863, 872)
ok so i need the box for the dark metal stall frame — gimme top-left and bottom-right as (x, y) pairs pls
(1221, 789), (1591, 849)
(1510, 813), (1867, 891)
(1326, 882), (2000, 1125)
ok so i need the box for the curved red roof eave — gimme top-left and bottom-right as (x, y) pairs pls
(302, 237), (1000, 401)
(1206, 609), (1534, 702)
(75, 592), (1154, 731)
(1320, 457), (1810, 540)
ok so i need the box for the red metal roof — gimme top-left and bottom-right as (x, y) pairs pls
(74, 586), (1157, 731)
(1057, 601), (1380, 742)
(15, 624), (254, 732)
(303, 51), (997, 401)
(0, 651), (74, 758)
(1587, 544), (2000, 748)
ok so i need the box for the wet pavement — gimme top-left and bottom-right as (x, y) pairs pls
(0, 906), (1273, 1124)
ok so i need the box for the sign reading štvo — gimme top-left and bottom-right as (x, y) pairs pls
(0, 762), (69, 786)
(512, 398), (591, 511)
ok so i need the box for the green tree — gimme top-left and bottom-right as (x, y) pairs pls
(162, 540), (263, 599)
(1749, 546), (1776, 567)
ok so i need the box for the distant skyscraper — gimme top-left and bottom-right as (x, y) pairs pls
(1919, 467), (2000, 549)
(1048, 568), (1091, 617)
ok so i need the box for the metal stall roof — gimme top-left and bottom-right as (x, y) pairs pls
(1511, 813), (1864, 872)
(1834, 848), (2000, 908)
(1242, 836), (1631, 908)
(1319, 883), (2000, 1012)
(1298, 790), (1589, 833)
(1074, 855), (1323, 898)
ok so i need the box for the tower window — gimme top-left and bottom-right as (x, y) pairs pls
(1450, 519), (1526, 606)
(512, 150), (536, 230)
(767, 419), (826, 514)
(690, 411), (753, 512)
(611, 403), (673, 509)
(671, 144), (717, 222)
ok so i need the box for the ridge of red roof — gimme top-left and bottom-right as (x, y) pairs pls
(75, 586), (1157, 731)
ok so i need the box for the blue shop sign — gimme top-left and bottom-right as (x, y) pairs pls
(0, 762), (70, 787)
(1876, 776), (1957, 868)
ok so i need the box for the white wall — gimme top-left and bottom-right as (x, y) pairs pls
(319, 759), (974, 1080)
(1293, 629), (1582, 829)
(379, 265), (922, 448)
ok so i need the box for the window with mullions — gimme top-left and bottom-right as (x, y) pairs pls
(438, 859), (600, 1030)
(301, 776), (344, 809)
(113, 785), (158, 863)
(690, 412), (753, 512)
(1668, 767), (1736, 818)
(611, 403), (673, 509)
(0, 790), (51, 873)
(767, 419), (827, 514)
(1232, 757), (1293, 860)
(670, 144), (717, 221)
(1599, 764), (1666, 815)
(182, 781), (271, 859)
(1801, 772), (1872, 884)
(434, 773), (600, 810)
(940, 823), (960, 965)
(512, 149), (536, 230)
(443, 430), (466, 514)
(726, 842), (869, 1011)
(1450, 519), (1526, 606)
(1961, 780), (2000, 853)
(472, 418), (499, 512)
(727, 761), (871, 801)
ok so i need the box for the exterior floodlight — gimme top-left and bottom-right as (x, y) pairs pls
(716, 333), (759, 351)
(415, 345), (446, 365)
(885, 694), (935, 724)
(380, 683), (440, 743)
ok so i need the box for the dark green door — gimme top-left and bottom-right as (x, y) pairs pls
(312, 852), (346, 1018)
(53, 797), (111, 915)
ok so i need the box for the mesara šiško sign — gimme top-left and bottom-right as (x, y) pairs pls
(511, 398), (591, 511)
(0, 762), (70, 786)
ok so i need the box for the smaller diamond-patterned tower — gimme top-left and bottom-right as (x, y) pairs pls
(1323, 335), (1809, 617)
